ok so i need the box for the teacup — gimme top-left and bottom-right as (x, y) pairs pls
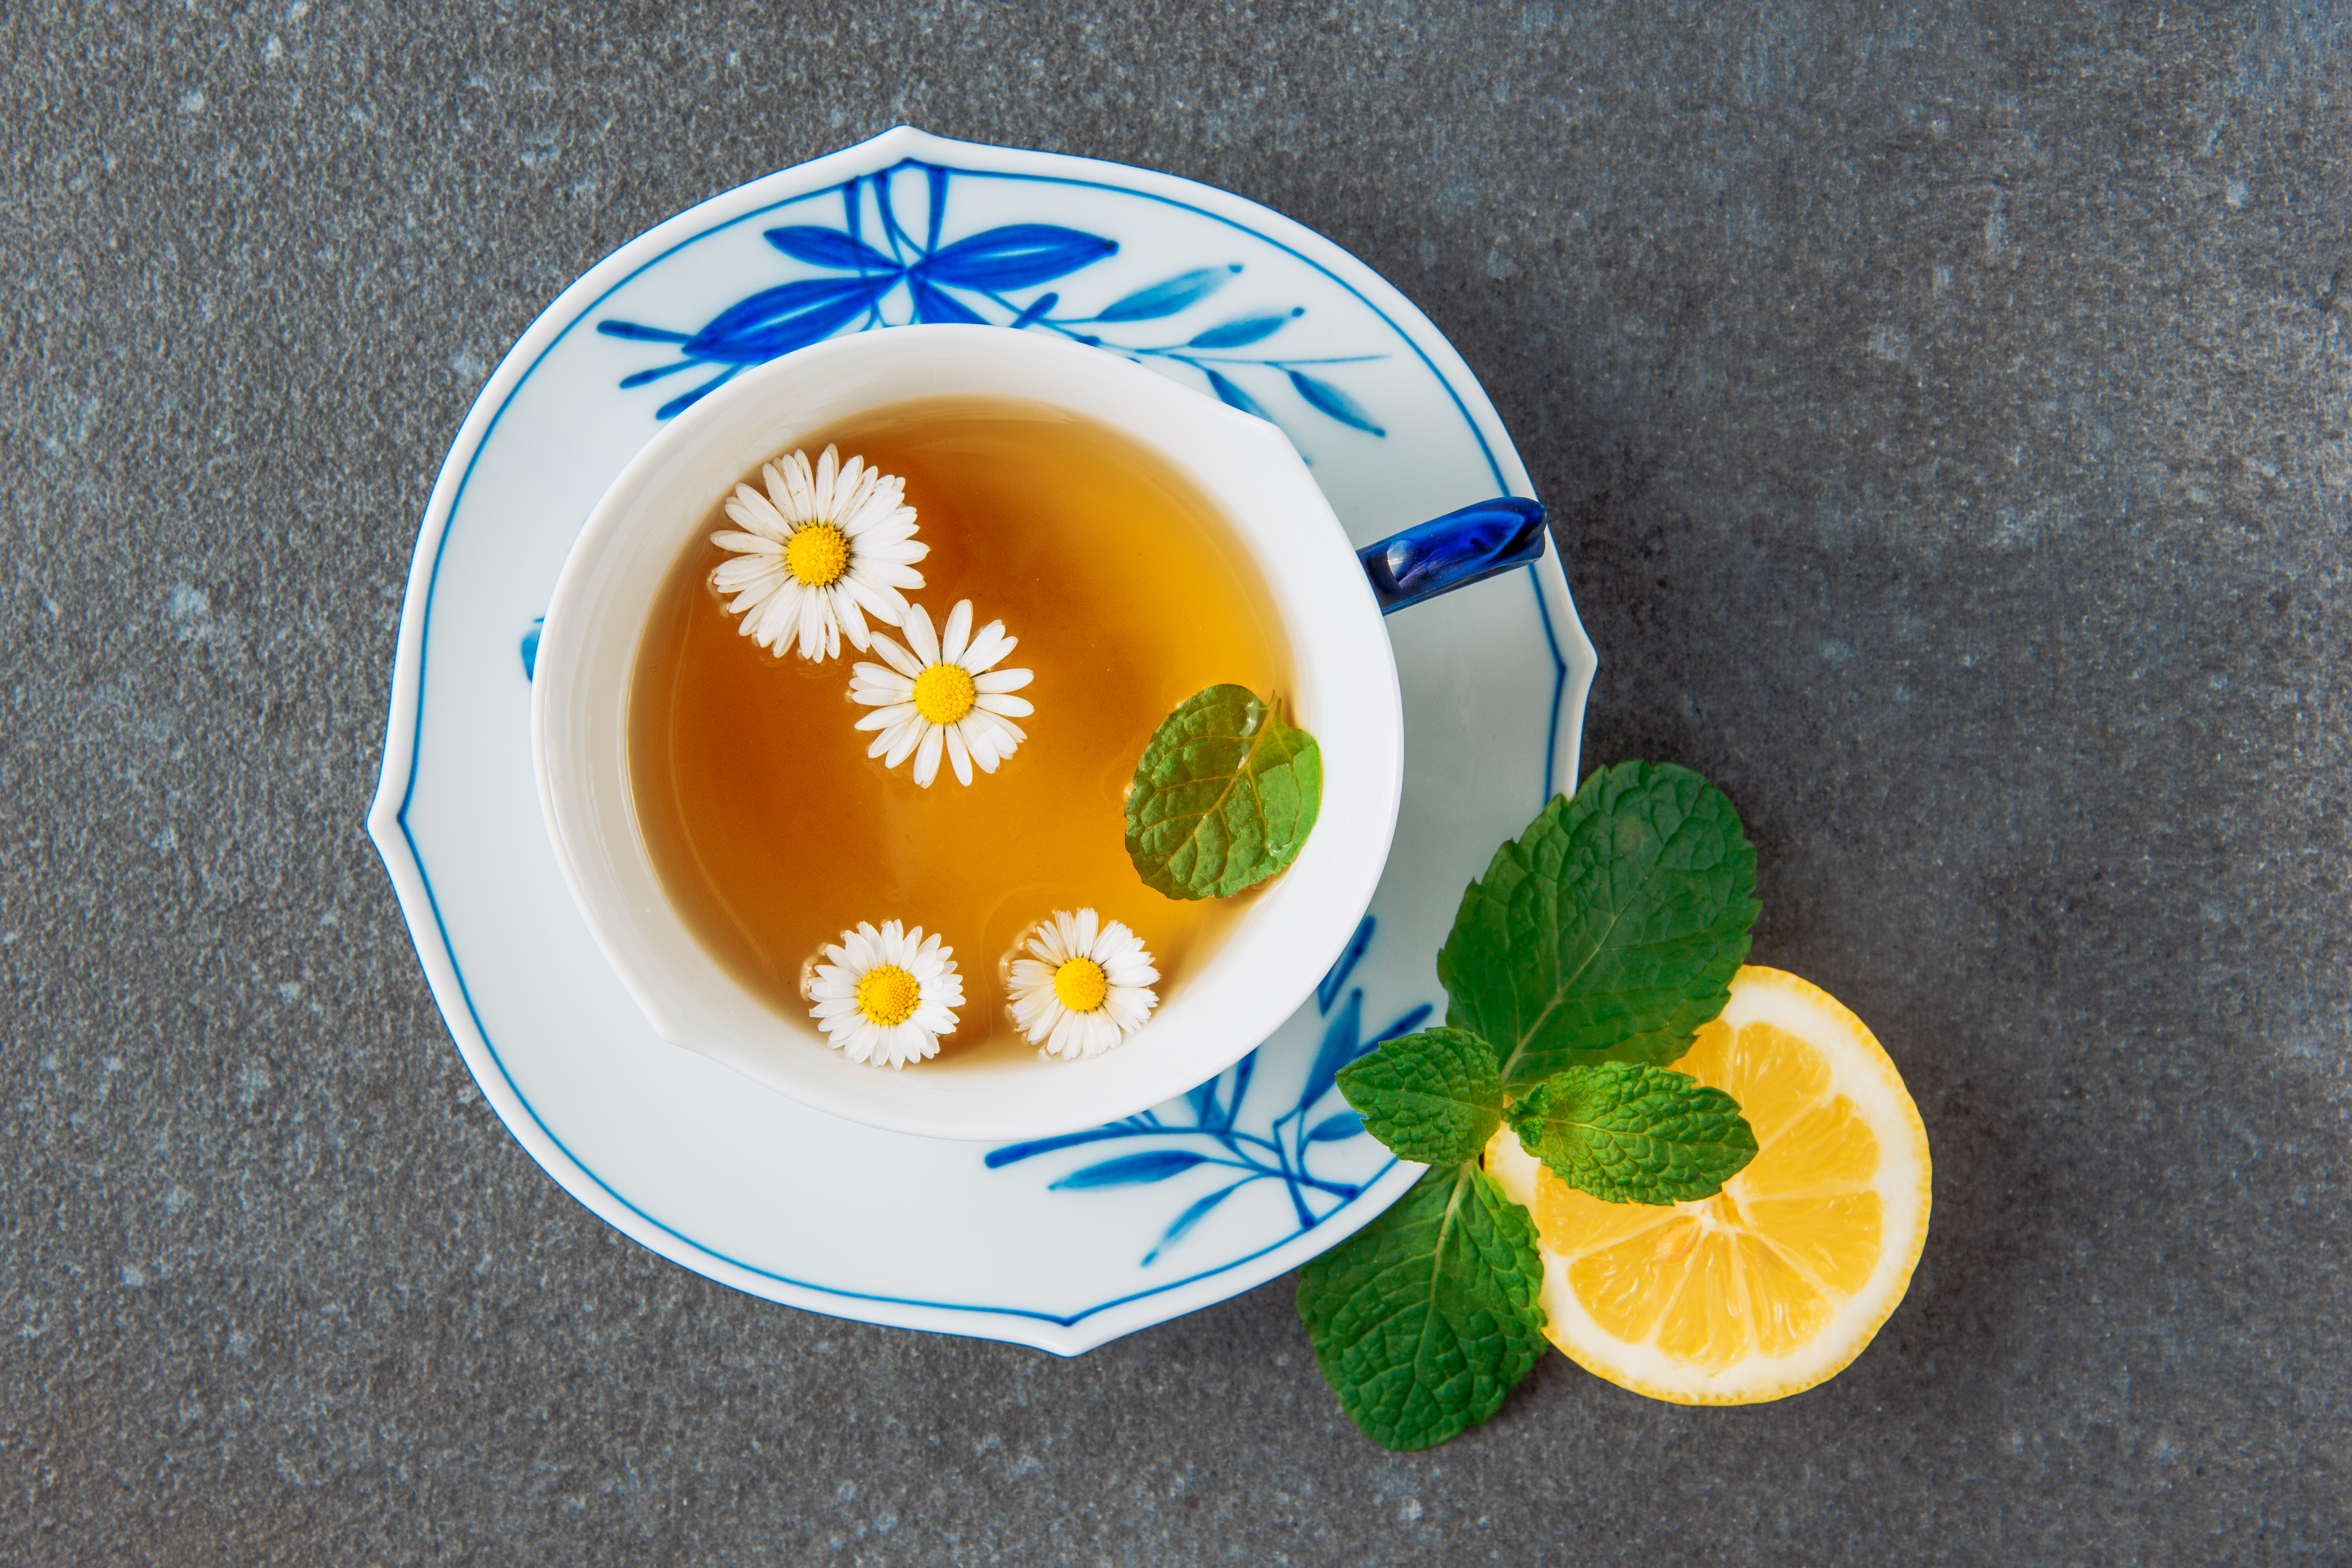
(532, 324), (1539, 1142)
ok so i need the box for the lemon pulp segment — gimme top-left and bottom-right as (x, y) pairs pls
(1485, 966), (1931, 1405)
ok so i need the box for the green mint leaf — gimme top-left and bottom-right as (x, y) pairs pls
(1436, 760), (1759, 1082)
(1124, 685), (1323, 900)
(1506, 1063), (1758, 1204)
(1295, 1163), (1548, 1452)
(1334, 1028), (1504, 1166)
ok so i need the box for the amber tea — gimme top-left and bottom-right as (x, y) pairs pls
(628, 397), (1294, 1061)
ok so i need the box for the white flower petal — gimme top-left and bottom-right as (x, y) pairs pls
(912, 726), (943, 788)
(939, 599), (974, 664)
(1014, 1000), (1063, 1044)
(870, 632), (925, 681)
(973, 666), (1033, 693)
(901, 603), (940, 666)
(975, 692), (1034, 719)
(944, 726), (974, 786)
(832, 589), (873, 652)
(862, 561), (928, 593)
(714, 558), (786, 599)
(1042, 1011), (1088, 1060)
(1103, 988), (1156, 1030)
(960, 623), (1015, 673)
(746, 579), (804, 647)
(878, 717), (925, 767)
(837, 569), (910, 630)
(833, 456), (875, 522)
(960, 711), (1013, 755)
(812, 445), (841, 514)
(1104, 958), (1160, 989)
(838, 479), (904, 537)
(853, 703), (915, 733)
(709, 529), (783, 557)
(855, 510), (921, 548)
(1024, 923), (1068, 966)
(796, 600), (834, 658)
(726, 485), (789, 540)
(758, 459), (790, 522)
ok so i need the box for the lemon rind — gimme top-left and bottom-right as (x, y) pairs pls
(1485, 965), (1932, 1406)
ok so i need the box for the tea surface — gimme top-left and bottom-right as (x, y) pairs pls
(629, 397), (1294, 1058)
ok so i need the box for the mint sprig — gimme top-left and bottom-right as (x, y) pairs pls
(1436, 760), (1759, 1082)
(1294, 1164), (1548, 1451)
(1295, 761), (1765, 1450)
(1124, 685), (1323, 900)
(1332, 1028), (1501, 1166)
(1505, 1063), (1756, 1205)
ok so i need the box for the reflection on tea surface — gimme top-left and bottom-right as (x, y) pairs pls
(629, 397), (1294, 1057)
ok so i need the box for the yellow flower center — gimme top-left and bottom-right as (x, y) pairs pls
(784, 523), (850, 588)
(854, 964), (921, 1027)
(912, 662), (978, 726)
(1053, 956), (1109, 1013)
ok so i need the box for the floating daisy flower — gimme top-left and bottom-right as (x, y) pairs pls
(709, 444), (927, 663)
(849, 599), (1035, 788)
(806, 920), (965, 1068)
(1007, 909), (1161, 1060)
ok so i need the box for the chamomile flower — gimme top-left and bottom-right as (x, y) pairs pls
(1007, 909), (1160, 1060)
(849, 599), (1034, 788)
(709, 444), (927, 663)
(806, 920), (965, 1068)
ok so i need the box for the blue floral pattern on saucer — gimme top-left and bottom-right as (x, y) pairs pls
(597, 159), (1389, 440)
(368, 128), (1595, 1355)
(989, 916), (1430, 1268)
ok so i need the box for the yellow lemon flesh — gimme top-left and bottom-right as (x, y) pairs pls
(1484, 965), (1930, 1405)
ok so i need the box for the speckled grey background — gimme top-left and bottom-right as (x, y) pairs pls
(4, 2), (2347, 1563)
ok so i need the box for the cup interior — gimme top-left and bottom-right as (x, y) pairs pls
(531, 325), (1402, 1142)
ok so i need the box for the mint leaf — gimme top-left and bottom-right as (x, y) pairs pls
(1295, 1164), (1548, 1451)
(1335, 1028), (1504, 1166)
(1124, 685), (1322, 899)
(1507, 1063), (1758, 1204)
(1437, 760), (1759, 1082)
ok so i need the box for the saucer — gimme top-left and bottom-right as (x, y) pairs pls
(367, 127), (1596, 1355)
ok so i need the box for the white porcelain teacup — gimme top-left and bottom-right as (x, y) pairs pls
(534, 324), (1538, 1143)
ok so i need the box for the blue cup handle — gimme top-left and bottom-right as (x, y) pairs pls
(1355, 497), (1548, 615)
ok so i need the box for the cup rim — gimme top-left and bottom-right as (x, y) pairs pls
(530, 325), (1404, 1142)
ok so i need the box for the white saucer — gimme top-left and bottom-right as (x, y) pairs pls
(367, 127), (1595, 1355)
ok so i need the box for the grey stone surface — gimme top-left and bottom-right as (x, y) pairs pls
(3, 0), (2347, 1562)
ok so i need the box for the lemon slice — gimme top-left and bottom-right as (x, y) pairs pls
(1485, 965), (1930, 1405)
